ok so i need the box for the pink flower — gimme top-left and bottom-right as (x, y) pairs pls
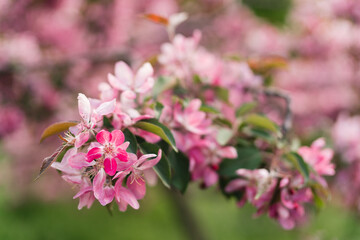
(127, 150), (162, 199)
(51, 148), (83, 184)
(69, 93), (116, 148)
(73, 179), (95, 210)
(298, 138), (335, 176)
(77, 93), (116, 129)
(174, 99), (211, 135)
(226, 169), (277, 208)
(87, 130), (129, 176)
(93, 168), (115, 206)
(114, 174), (140, 212)
(108, 61), (154, 94)
(51, 148), (95, 209)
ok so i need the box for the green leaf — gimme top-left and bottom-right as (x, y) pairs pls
(193, 74), (202, 84)
(103, 116), (113, 130)
(154, 102), (164, 119)
(236, 102), (257, 117)
(40, 121), (79, 143)
(214, 87), (229, 103)
(213, 117), (232, 128)
(139, 142), (171, 188)
(168, 151), (190, 193)
(242, 0), (292, 26)
(247, 128), (275, 143)
(219, 147), (262, 177)
(244, 114), (278, 133)
(285, 152), (310, 181)
(216, 128), (234, 146)
(134, 118), (177, 152)
(199, 104), (220, 114)
(309, 181), (330, 210)
(123, 128), (138, 154)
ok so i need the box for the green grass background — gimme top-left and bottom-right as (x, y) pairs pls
(1, 184), (360, 240)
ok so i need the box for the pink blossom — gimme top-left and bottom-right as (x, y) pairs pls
(174, 99), (211, 135)
(108, 61), (154, 94)
(298, 138), (335, 176)
(114, 150), (162, 200)
(93, 168), (115, 206)
(86, 130), (129, 176)
(77, 93), (116, 129)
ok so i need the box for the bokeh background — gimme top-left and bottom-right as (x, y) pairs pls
(1, 0), (360, 239)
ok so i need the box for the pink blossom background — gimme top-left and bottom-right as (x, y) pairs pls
(1, 0), (360, 224)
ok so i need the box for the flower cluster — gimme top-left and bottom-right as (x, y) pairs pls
(225, 138), (334, 229)
(37, 15), (335, 230)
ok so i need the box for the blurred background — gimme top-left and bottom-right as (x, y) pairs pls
(1, 0), (360, 239)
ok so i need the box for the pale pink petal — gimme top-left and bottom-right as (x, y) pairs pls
(143, 169), (158, 186)
(127, 176), (146, 200)
(93, 169), (114, 205)
(86, 147), (102, 162)
(134, 62), (154, 89)
(117, 187), (139, 210)
(104, 158), (117, 176)
(101, 186), (115, 206)
(115, 180), (139, 210)
(78, 93), (92, 123)
(77, 192), (95, 210)
(62, 175), (82, 184)
(108, 73), (129, 91)
(312, 138), (325, 149)
(96, 130), (111, 145)
(95, 99), (116, 116)
(75, 131), (90, 148)
(203, 167), (218, 187)
(225, 179), (249, 192)
(185, 99), (202, 114)
(136, 77), (154, 93)
(218, 146), (237, 159)
(110, 130), (125, 146)
(69, 153), (93, 169)
(138, 150), (162, 171)
(115, 61), (133, 83)
(73, 185), (93, 199)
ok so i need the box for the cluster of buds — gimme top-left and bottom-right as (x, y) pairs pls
(39, 15), (334, 229)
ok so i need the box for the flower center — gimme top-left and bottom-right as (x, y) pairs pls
(103, 143), (114, 155)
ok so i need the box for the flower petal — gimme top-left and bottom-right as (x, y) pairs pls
(218, 146), (237, 159)
(78, 93), (91, 123)
(115, 61), (133, 84)
(96, 130), (111, 145)
(116, 149), (128, 162)
(75, 131), (90, 148)
(95, 99), (116, 116)
(86, 147), (102, 162)
(104, 158), (117, 176)
(69, 153), (93, 169)
(110, 130), (125, 146)
(134, 63), (153, 89)
(137, 150), (162, 170)
(115, 181), (139, 210)
(127, 175), (146, 200)
(93, 169), (114, 205)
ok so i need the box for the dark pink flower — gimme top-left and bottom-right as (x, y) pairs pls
(87, 130), (128, 176)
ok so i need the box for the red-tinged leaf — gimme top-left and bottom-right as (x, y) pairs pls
(144, 13), (169, 25)
(40, 121), (79, 143)
(35, 144), (69, 181)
